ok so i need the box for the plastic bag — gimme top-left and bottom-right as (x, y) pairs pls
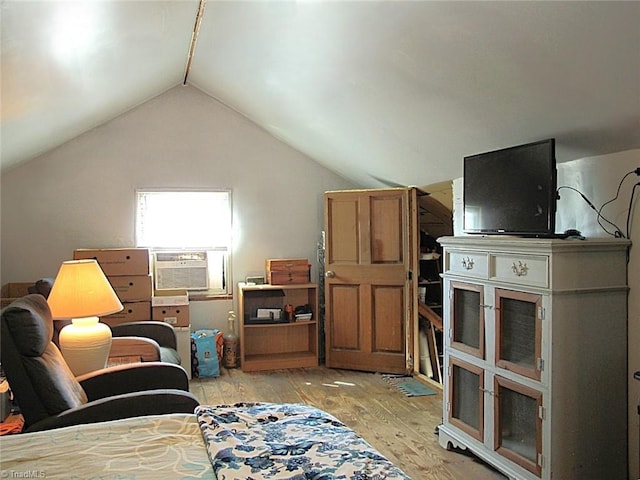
(190, 329), (222, 378)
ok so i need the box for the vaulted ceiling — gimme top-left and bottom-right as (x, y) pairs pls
(2, 1), (639, 187)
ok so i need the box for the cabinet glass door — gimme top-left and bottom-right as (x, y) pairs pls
(495, 289), (541, 380)
(494, 375), (542, 477)
(450, 281), (485, 359)
(448, 357), (484, 441)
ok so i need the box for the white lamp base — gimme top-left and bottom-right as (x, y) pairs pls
(59, 316), (112, 376)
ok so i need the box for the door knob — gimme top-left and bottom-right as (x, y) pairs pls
(325, 270), (335, 278)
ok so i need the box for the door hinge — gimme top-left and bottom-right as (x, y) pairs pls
(538, 405), (545, 420)
(408, 270), (413, 281)
(538, 305), (545, 320)
(537, 357), (544, 372)
(537, 453), (544, 467)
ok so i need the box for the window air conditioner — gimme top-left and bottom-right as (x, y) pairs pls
(154, 251), (209, 291)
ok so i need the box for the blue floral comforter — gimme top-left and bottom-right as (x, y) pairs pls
(195, 402), (411, 479)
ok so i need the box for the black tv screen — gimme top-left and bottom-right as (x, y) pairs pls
(463, 138), (557, 236)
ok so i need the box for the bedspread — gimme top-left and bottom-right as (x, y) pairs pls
(0, 413), (213, 479)
(196, 402), (411, 479)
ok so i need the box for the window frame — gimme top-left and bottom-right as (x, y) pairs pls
(134, 188), (233, 297)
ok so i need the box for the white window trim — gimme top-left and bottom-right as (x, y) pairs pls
(135, 188), (232, 296)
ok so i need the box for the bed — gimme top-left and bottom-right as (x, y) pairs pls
(0, 402), (411, 479)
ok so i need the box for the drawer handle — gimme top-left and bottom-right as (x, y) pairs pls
(461, 257), (474, 270)
(512, 261), (529, 277)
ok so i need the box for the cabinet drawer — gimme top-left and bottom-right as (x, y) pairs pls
(490, 253), (548, 288)
(446, 250), (488, 278)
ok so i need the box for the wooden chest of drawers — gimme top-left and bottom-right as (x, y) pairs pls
(266, 258), (311, 285)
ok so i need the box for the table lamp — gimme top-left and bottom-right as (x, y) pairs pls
(47, 259), (123, 376)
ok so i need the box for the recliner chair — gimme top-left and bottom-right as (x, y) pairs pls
(0, 294), (199, 432)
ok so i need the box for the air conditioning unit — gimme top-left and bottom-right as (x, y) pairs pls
(154, 251), (209, 291)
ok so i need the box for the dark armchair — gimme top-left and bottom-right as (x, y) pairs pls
(110, 321), (182, 365)
(0, 294), (199, 432)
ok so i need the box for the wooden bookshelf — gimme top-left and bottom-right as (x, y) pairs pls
(238, 283), (318, 372)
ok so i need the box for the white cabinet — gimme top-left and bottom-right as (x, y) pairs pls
(437, 236), (630, 480)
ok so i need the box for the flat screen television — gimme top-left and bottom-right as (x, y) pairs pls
(463, 138), (557, 236)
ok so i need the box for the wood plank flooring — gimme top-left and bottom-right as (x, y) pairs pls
(190, 366), (505, 480)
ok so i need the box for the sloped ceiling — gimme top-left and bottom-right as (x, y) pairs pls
(2, 1), (639, 188)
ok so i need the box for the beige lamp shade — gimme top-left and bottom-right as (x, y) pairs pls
(48, 259), (123, 319)
(48, 260), (123, 376)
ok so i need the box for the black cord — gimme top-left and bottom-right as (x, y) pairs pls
(625, 182), (639, 239)
(558, 168), (640, 239)
(598, 170), (637, 237)
(557, 185), (624, 237)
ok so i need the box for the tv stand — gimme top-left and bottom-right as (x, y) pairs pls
(437, 235), (629, 479)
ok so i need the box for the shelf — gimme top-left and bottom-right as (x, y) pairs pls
(238, 282), (319, 372)
(238, 282), (316, 291)
(245, 320), (317, 329)
(417, 234), (444, 385)
(242, 351), (318, 372)
(419, 300), (443, 330)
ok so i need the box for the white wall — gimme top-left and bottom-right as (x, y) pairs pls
(453, 149), (640, 478)
(558, 150), (640, 480)
(0, 85), (357, 331)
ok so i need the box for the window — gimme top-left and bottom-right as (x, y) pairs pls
(135, 189), (232, 295)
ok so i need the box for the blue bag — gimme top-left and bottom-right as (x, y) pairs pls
(190, 329), (220, 378)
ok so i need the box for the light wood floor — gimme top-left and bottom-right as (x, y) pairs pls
(190, 366), (506, 480)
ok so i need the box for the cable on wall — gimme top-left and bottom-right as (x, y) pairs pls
(557, 167), (640, 239)
(183, 0), (206, 85)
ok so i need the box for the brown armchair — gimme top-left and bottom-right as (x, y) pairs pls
(0, 295), (199, 432)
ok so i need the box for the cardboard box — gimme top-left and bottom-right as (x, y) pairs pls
(108, 275), (152, 302)
(100, 301), (151, 327)
(74, 248), (150, 276)
(265, 258), (311, 285)
(1, 282), (32, 308)
(152, 304), (190, 327)
(152, 288), (189, 306)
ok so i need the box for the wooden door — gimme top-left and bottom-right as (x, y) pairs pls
(324, 188), (418, 374)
